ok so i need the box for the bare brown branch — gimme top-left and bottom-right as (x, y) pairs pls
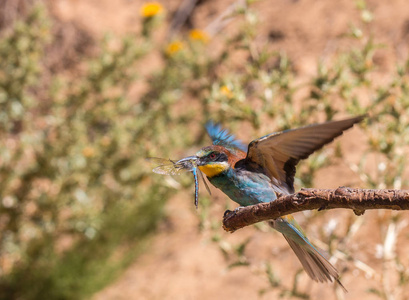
(222, 187), (409, 232)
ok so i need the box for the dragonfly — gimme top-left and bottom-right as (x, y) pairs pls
(146, 156), (211, 208)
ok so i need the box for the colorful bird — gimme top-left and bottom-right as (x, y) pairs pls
(192, 116), (364, 290)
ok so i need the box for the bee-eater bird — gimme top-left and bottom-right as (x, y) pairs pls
(193, 116), (364, 289)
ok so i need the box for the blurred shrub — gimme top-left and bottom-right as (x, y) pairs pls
(0, 5), (180, 299)
(0, 2), (408, 299)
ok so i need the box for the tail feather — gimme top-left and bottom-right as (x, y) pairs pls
(269, 219), (346, 291)
(284, 236), (346, 291)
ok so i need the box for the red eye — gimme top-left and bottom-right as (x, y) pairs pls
(209, 153), (217, 160)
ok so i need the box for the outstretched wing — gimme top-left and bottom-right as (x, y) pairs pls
(205, 121), (247, 152)
(243, 116), (365, 194)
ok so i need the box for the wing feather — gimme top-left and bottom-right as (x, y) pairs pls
(205, 121), (247, 152)
(244, 116), (365, 193)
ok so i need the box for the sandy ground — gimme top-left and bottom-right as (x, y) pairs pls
(48, 0), (409, 299)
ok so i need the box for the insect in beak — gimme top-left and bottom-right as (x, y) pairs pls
(174, 156), (198, 170)
(147, 156), (211, 209)
(174, 156), (211, 208)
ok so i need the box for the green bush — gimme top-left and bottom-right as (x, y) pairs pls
(0, 5), (179, 299)
(0, 2), (408, 299)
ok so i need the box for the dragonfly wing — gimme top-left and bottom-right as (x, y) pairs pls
(152, 165), (183, 175)
(146, 157), (184, 175)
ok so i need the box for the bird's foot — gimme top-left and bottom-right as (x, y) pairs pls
(222, 207), (245, 233)
(223, 209), (233, 218)
(234, 206), (245, 213)
(223, 206), (245, 218)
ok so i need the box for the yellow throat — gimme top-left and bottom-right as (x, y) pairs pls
(198, 162), (229, 178)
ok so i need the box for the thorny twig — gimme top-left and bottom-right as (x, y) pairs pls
(205, 0), (247, 36)
(168, 0), (199, 40)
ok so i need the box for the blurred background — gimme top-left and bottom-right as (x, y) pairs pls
(0, 0), (409, 299)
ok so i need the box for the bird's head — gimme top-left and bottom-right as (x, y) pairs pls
(195, 145), (236, 178)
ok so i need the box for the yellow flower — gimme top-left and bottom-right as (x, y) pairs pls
(140, 2), (163, 18)
(220, 85), (234, 98)
(82, 146), (96, 158)
(189, 29), (210, 43)
(165, 41), (184, 56)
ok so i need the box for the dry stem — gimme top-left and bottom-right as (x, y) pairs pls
(222, 187), (409, 232)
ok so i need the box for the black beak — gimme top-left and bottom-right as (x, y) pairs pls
(175, 156), (199, 170)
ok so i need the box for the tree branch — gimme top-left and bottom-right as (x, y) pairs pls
(222, 187), (409, 233)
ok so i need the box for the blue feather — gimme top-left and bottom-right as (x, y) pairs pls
(205, 121), (247, 152)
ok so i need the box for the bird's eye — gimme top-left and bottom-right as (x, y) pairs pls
(209, 153), (217, 160)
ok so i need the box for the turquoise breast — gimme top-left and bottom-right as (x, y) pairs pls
(208, 168), (277, 207)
